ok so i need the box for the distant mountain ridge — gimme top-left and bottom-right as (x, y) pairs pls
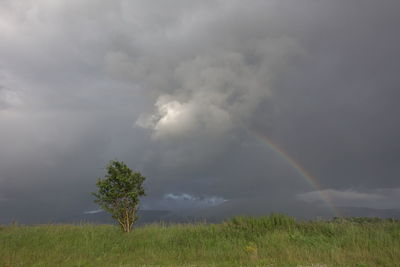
(57, 205), (400, 225)
(337, 206), (400, 219)
(55, 210), (173, 225)
(2, 203), (399, 225)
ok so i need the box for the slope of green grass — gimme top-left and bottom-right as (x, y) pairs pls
(1, 215), (399, 266)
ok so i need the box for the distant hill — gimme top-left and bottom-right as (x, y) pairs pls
(54, 210), (173, 225)
(163, 199), (400, 223)
(2, 201), (399, 225)
(337, 206), (400, 219)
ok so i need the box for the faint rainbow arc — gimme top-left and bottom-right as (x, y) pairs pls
(251, 130), (341, 217)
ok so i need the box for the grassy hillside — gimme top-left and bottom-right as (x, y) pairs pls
(1, 215), (399, 266)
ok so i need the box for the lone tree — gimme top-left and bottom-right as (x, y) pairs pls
(92, 160), (146, 232)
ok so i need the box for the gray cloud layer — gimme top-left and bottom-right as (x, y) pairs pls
(298, 188), (400, 210)
(1, 0), (400, 223)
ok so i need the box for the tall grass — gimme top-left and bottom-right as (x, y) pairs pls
(1, 215), (399, 266)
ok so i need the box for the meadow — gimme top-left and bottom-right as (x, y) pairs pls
(1, 214), (399, 267)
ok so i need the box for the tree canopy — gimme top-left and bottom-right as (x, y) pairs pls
(92, 160), (146, 232)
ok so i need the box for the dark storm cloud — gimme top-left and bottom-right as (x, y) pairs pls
(269, 0), (400, 190)
(1, 0), (400, 223)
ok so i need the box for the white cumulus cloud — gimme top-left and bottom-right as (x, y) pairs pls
(162, 193), (227, 210)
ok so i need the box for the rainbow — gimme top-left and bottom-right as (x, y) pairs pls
(251, 130), (341, 217)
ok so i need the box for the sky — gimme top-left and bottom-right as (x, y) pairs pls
(1, 0), (400, 223)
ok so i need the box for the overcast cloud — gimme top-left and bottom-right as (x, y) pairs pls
(1, 0), (400, 223)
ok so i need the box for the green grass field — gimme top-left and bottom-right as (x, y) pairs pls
(1, 214), (399, 266)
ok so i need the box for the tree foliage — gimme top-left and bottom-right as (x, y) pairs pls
(92, 160), (146, 232)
